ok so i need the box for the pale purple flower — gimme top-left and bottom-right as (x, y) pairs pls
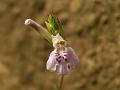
(46, 47), (79, 75)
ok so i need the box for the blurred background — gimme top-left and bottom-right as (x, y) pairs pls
(0, 0), (120, 90)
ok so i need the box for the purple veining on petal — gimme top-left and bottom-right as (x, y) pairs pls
(46, 47), (79, 75)
(56, 58), (61, 63)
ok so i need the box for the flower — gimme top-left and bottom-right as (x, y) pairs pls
(46, 34), (79, 75)
(46, 47), (79, 75)
(51, 33), (66, 48)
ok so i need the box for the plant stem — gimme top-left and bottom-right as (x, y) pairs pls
(59, 75), (64, 90)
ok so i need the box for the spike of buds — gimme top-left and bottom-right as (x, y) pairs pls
(45, 15), (65, 38)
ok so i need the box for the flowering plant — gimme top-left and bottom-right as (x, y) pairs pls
(24, 14), (79, 90)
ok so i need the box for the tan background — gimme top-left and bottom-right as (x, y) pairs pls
(0, 0), (120, 90)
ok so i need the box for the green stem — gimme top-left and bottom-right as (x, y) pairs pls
(59, 75), (64, 90)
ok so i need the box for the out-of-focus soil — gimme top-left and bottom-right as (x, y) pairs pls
(0, 0), (120, 90)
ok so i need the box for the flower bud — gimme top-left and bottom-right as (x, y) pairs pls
(45, 14), (64, 38)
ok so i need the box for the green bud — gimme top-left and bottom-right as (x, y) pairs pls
(45, 14), (65, 39)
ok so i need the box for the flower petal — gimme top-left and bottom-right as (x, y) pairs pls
(46, 51), (58, 71)
(68, 47), (79, 69)
(56, 63), (68, 75)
